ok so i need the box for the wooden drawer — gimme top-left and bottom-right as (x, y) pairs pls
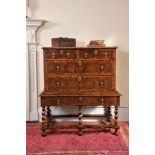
(45, 76), (79, 92)
(78, 76), (113, 91)
(44, 49), (77, 59)
(45, 60), (113, 75)
(43, 96), (117, 106)
(45, 61), (79, 74)
(45, 75), (113, 92)
(79, 60), (113, 74)
(78, 48), (114, 59)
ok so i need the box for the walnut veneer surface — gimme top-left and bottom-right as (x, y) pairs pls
(40, 47), (121, 136)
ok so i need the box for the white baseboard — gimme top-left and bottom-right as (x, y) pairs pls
(26, 112), (29, 121)
(118, 107), (129, 121)
(30, 112), (39, 121)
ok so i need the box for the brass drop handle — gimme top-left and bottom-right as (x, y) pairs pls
(79, 96), (84, 102)
(60, 50), (64, 56)
(101, 98), (104, 105)
(52, 52), (55, 58)
(84, 53), (88, 58)
(77, 76), (82, 82)
(56, 65), (60, 72)
(94, 49), (98, 55)
(104, 52), (108, 58)
(100, 81), (104, 88)
(100, 65), (104, 72)
(66, 53), (70, 58)
(56, 81), (61, 88)
(57, 99), (60, 105)
(77, 61), (83, 66)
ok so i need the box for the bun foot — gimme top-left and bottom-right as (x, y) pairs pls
(113, 130), (119, 136)
(78, 132), (83, 136)
(41, 131), (47, 137)
(103, 128), (110, 132)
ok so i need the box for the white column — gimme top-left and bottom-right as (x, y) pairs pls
(26, 19), (44, 121)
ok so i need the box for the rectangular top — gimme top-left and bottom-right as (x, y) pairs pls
(40, 90), (122, 97)
(42, 46), (117, 50)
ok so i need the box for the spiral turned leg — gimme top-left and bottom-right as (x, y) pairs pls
(46, 106), (51, 128)
(104, 105), (112, 132)
(78, 106), (83, 136)
(114, 105), (120, 135)
(107, 105), (112, 123)
(41, 106), (47, 137)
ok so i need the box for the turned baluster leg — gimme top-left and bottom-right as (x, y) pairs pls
(46, 106), (51, 128)
(78, 106), (83, 136)
(107, 105), (112, 123)
(41, 106), (47, 137)
(114, 105), (120, 135)
(103, 105), (112, 132)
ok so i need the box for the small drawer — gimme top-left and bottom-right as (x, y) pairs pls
(78, 76), (114, 91)
(42, 96), (117, 106)
(81, 96), (116, 106)
(45, 61), (79, 74)
(78, 49), (114, 59)
(45, 76), (79, 92)
(78, 60), (113, 74)
(44, 97), (63, 106)
(44, 49), (77, 59)
(44, 97), (76, 106)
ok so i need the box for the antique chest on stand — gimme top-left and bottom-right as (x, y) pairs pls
(40, 44), (121, 136)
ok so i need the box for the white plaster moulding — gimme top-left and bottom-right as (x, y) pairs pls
(26, 19), (44, 28)
(26, 19), (44, 121)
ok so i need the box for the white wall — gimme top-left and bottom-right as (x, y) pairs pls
(29, 0), (129, 121)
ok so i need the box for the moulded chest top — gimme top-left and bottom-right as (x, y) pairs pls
(42, 47), (117, 50)
(40, 90), (122, 97)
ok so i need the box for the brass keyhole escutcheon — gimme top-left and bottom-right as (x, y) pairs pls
(66, 53), (70, 58)
(52, 52), (55, 58)
(101, 98), (104, 104)
(79, 96), (84, 102)
(60, 50), (64, 56)
(78, 61), (83, 66)
(100, 81), (104, 88)
(56, 81), (61, 87)
(57, 99), (60, 105)
(77, 76), (82, 82)
(94, 49), (98, 55)
(56, 65), (60, 72)
(84, 53), (88, 58)
(104, 52), (108, 58)
(100, 65), (104, 72)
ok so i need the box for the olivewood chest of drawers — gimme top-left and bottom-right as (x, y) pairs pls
(40, 47), (121, 136)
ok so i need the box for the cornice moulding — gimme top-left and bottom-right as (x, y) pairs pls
(26, 19), (44, 30)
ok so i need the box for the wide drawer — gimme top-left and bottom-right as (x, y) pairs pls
(42, 96), (117, 106)
(45, 75), (114, 92)
(44, 49), (77, 59)
(45, 60), (113, 75)
(78, 48), (115, 59)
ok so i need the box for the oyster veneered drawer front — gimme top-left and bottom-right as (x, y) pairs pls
(45, 60), (113, 75)
(79, 60), (113, 74)
(78, 49), (114, 59)
(44, 49), (77, 59)
(42, 96), (117, 106)
(43, 97), (76, 106)
(78, 76), (113, 91)
(45, 76), (79, 92)
(45, 61), (79, 73)
(45, 75), (113, 92)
